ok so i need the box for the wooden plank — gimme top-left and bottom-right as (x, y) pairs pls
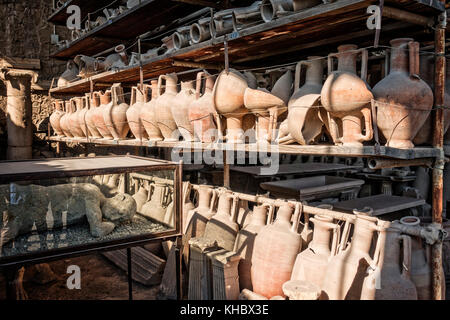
(0, 57), (41, 70)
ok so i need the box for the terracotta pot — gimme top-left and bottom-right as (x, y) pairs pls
(68, 97), (86, 138)
(85, 92), (103, 138)
(141, 80), (164, 141)
(49, 100), (65, 136)
(234, 205), (269, 291)
(78, 95), (90, 137)
(182, 182), (195, 231)
(127, 85), (149, 140)
(251, 203), (302, 298)
(321, 44), (374, 147)
(290, 215), (340, 290)
(172, 81), (196, 141)
(132, 181), (148, 213)
(189, 72), (218, 143)
(271, 70), (293, 106)
(237, 200), (253, 229)
(173, 26), (191, 50)
(373, 38), (433, 149)
(59, 101), (73, 138)
(103, 84), (130, 140)
(185, 185), (218, 237)
(141, 182), (169, 223)
(74, 55), (97, 78)
(155, 74), (179, 141)
(361, 222), (418, 300)
(57, 60), (79, 87)
(211, 10), (234, 38)
(260, 0), (293, 23)
(95, 44), (128, 72)
(190, 17), (211, 44)
(93, 90), (114, 139)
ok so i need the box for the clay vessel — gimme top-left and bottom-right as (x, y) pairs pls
(189, 72), (218, 143)
(321, 44), (374, 147)
(292, 0), (321, 11)
(127, 85), (149, 140)
(233, 205), (269, 291)
(132, 181), (148, 213)
(93, 90), (114, 139)
(141, 80), (164, 141)
(251, 203), (301, 298)
(95, 44), (128, 72)
(190, 17), (211, 44)
(85, 92), (103, 138)
(237, 200), (253, 229)
(182, 182), (195, 232)
(172, 81), (196, 141)
(155, 74), (179, 141)
(49, 100), (66, 136)
(260, 0), (293, 23)
(290, 215), (340, 290)
(172, 26), (191, 50)
(78, 94), (90, 137)
(68, 97), (86, 138)
(57, 60), (79, 87)
(233, 1), (262, 27)
(103, 84), (130, 140)
(361, 221), (418, 300)
(185, 185), (218, 237)
(211, 9), (234, 38)
(60, 100), (73, 137)
(141, 182), (169, 224)
(74, 55), (97, 78)
(373, 38), (433, 149)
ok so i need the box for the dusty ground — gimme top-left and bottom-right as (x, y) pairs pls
(0, 254), (160, 300)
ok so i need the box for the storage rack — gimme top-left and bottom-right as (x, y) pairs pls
(46, 0), (448, 299)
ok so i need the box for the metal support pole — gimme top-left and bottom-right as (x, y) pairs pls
(127, 248), (133, 300)
(431, 10), (447, 301)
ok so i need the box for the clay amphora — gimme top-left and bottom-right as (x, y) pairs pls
(171, 81), (196, 141)
(361, 222), (418, 300)
(68, 97), (86, 138)
(95, 44), (128, 72)
(57, 60), (79, 87)
(202, 189), (239, 251)
(155, 74), (179, 141)
(132, 181), (148, 213)
(190, 17), (211, 44)
(60, 101), (73, 137)
(49, 100), (65, 136)
(373, 38), (433, 149)
(237, 200), (253, 229)
(182, 182), (195, 231)
(213, 69), (251, 143)
(93, 91), (114, 139)
(251, 203), (301, 298)
(74, 55), (97, 78)
(141, 182), (169, 223)
(127, 85), (149, 140)
(141, 80), (164, 141)
(234, 205), (269, 291)
(322, 214), (379, 300)
(290, 215), (340, 290)
(321, 44), (374, 147)
(185, 185), (218, 237)
(78, 94), (90, 137)
(292, 0), (321, 11)
(85, 92), (103, 138)
(189, 72), (218, 143)
(103, 84), (130, 140)
(260, 0), (293, 23)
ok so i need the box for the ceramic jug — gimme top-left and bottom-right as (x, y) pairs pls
(290, 215), (340, 290)
(321, 44), (374, 147)
(60, 101), (73, 137)
(360, 222), (418, 300)
(171, 81), (196, 141)
(182, 182), (195, 231)
(155, 74), (179, 141)
(49, 100), (65, 136)
(69, 97), (86, 138)
(373, 38), (433, 149)
(237, 200), (253, 229)
(202, 189), (239, 251)
(141, 182), (169, 223)
(133, 180), (149, 213)
(189, 72), (218, 143)
(57, 60), (79, 87)
(103, 84), (130, 140)
(251, 203), (302, 298)
(127, 85), (149, 140)
(233, 205), (270, 291)
(185, 185), (218, 237)
(93, 90), (114, 139)
(85, 92), (103, 139)
(78, 94), (90, 137)
(141, 80), (164, 141)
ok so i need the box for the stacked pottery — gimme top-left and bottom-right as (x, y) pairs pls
(189, 72), (218, 143)
(49, 100), (65, 136)
(251, 203), (301, 298)
(320, 44), (374, 146)
(78, 94), (90, 137)
(361, 221), (418, 300)
(141, 80), (164, 141)
(60, 100), (74, 137)
(141, 182), (169, 223)
(85, 92), (103, 139)
(372, 38), (433, 149)
(104, 84), (130, 140)
(93, 90), (114, 139)
(68, 97), (86, 138)
(127, 85), (149, 140)
(171, 80), (196, 141)
(155, 74), (179, 141)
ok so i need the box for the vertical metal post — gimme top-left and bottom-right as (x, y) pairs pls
(138, 38), (144, 91)
(431, 10), (446, 301)
(223, 37), (230, 188)
(127, 248), (133, 300)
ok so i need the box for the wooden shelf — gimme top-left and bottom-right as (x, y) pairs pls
(47, 136), (441, 160)
(48, 0), (113, 26)
(50, 0), (444, 95)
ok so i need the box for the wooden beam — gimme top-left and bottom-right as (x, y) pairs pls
(0, 57), (41, 70)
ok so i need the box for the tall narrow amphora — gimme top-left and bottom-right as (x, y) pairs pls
(155, 74), (179, 141)
(103, 84), (130, 140)
(49, 100), (66, 137)
(127, 85), (149, 140)
(172, 80), (196, 141)
(85, 92), (103, 138)
(141, 80), (164, 141)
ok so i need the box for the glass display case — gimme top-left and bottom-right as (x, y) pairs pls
(0, 156), (182, 267)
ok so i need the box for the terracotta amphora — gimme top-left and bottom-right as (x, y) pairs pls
(132, 180), (148, 213)
(49, 100), (65, 136)
(127, 85), (149, 140)
(60, 101), (73, 137)
(57, 60), (79, 87)
(103, 84), (130, 140)
(185, 185), (218, 237)
(182, 182), (195, 231)
(155, 74), (179, 141)
(290, 215), (340, 290)
(93, 90), (114, 139)
(189, 72), (218, 143)
(361, 221), (418, 300)
(85, 92), (103, 139)
(202, 189), (240, 251)
(234, 204), (270, 291)
(171, 80), (196, 141)
(78, 94), (90, 137)
(141, 182), (169, 223)
(321, 44), (374, 147)
(251, 203), (302, 298)
(68, 97), (86, 138)
(141, 80), (164, 141)
(322, 213), (379, 300)
(237, 200), (253, 229)
(373, 38), (433, 149)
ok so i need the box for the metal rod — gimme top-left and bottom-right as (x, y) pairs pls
(138, 38), (144, 91)
(224, 37), (229, 74)
(127, 247), (133, 300)
(368, 157), (434, 170)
